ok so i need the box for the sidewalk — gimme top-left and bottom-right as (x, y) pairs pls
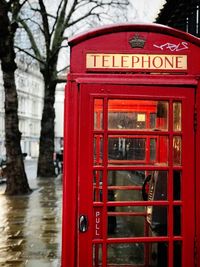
(0, 171), (62, 267)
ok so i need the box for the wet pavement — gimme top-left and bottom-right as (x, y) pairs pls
(0, 160), (62, 267)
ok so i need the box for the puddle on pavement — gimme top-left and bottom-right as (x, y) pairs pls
(0, 176), (62, 266)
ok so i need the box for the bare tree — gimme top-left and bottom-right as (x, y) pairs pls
(18, 0), (129, 177)
(0, 0), (31, 195)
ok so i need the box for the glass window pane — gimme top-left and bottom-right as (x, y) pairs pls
(173, 136), (182, 165)
(147, 206), (168, 236)
(173, 102), (182, 131)
(173, 170), (181, 200)
(107, 242), (168, 266)
(93, 244), (102, 266)
(107, 215), (145, 237)
(150, 138), (156, 161)
(174, 206), (181, 236)
(108, 112), (146, 129)
(116, 206), (146, 212)
(94, 135), (103, 166)
(108, 136), (168, 165)
(94, 99), (103, 130)
(174, 241), (182, 266)
(107, 207), (168, 238)
(126, 138), (146, 160)
(108, 136), (146, 162)
(156, 101), (168, 130)
(108, 189), (143, 201)
(93, 170), (103, 202)
(107, 243), (144, 265)
(147, 171), (168, 201)
(108, 99), (168, 131)
(107, 170), (168, 202)
(108, 170), (145, 187)
(156, 136), (169, 165)
(149, 242), (168, 267)
(150, 113), (156, 128)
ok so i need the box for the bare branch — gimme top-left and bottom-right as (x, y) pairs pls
(9, 0), (28, 24)
(10, 0), (28, 10)
(50, 0), (64, 37)
(57, 64), (69, 74)
(23, 17), (45, 35)
(65, 0), (128, 29)
(15, 45), (45, 64)
(62, 36), (68, 42)
(64, 0), (78, 27)
(67, 8), (98, 28)
(50, 43), (68, 64)
(56, 77), (67, 83)
(38, 0), (51, 52)
(51, 0), (69, 52)
(18, 18), (42, 61)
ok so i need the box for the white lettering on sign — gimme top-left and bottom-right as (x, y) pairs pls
(95, 211), (101, 236)
(153, 42), (189, 52)
(86, 53), (187, 71)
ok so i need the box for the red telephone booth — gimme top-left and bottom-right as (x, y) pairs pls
(62, 24), (200, 267)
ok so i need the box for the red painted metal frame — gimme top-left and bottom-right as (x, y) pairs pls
(74, 84), (194, 267)
(62, 81), (198, 267)
(196, 80), (200, 267)
(62, 81), (79, 267)
(62, 23), (200, 267)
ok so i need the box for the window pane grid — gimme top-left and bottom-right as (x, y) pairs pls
(92, 97), (184, 267)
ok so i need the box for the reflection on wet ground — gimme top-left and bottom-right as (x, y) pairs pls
(0, 174), (62, 267)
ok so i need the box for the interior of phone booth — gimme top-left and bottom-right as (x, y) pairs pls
(94, 98), (181, 266)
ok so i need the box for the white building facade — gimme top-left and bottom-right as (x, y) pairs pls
(0, 58), (65, 159)
(0, 59), (44, 158)
(55, 84), (64, 152)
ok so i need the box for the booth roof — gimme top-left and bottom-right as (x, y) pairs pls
(68, 23), (200, 47)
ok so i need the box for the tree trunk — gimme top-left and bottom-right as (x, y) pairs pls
(37, 79), (56, 177)
(3, 70), (31, 195)
(0, 1), (31, 195)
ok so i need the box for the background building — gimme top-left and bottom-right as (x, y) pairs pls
(55, 83), (65, 153)
(0, 56), (66, 158)
(0, 58), (44, 158)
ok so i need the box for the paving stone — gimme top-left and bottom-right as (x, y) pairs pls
(0, 177), (62, 266)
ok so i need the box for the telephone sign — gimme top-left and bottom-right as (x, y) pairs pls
(86, 53), (187, 70)
(62, 24), (200, 267)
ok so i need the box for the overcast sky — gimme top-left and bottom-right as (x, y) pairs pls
(128, 0), (166, 22)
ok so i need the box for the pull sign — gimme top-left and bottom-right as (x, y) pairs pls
(93, 208), (103, 239)
(79, 215), (88, 233)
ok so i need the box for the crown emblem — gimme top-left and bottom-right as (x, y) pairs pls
(129, 34), (146, 48)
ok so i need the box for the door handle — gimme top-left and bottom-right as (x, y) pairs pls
(79, 215), (88, 233)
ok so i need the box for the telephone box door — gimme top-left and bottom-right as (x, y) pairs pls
(78, 84), (195, 267)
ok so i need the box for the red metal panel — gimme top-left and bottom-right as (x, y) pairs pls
(181, 88), (195, 267)
(195, 81), (200, 267)
(77, 85), (94, 267)
(74, 74), (199, 86)
(61, 81), (79, 267)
